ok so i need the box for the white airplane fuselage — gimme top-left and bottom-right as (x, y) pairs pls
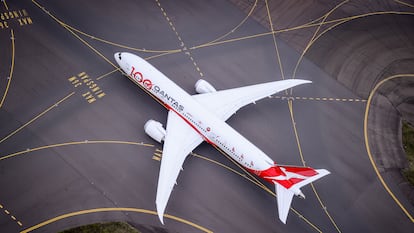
(115, 53), (275, 174)
(115, 52), (330, 224)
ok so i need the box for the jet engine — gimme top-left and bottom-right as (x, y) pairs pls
(195, 79), (216, 94)
(144, 120), (166, 143)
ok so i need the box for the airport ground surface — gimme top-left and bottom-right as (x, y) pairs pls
(0, 0), (413, 232)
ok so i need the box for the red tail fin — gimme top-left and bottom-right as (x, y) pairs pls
(271, 166), (330, 223)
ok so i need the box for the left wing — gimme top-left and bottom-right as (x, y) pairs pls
(156, 110), (204, 224)
(193, 79), (311, 121)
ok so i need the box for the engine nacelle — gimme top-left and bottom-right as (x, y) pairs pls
(144, 120), (166, 143)
(195, 79), (216, 94)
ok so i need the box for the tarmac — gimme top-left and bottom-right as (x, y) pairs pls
(0, 0), (413, 232)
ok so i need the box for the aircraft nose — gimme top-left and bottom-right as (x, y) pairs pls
(114, 52), (122, 63)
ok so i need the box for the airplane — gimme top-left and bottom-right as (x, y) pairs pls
(114, 52), (330, 224)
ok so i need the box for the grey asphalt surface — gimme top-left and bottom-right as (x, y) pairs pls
(0, 0), (413, 232)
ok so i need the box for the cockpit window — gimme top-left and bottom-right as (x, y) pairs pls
(118, 52), (122, 60)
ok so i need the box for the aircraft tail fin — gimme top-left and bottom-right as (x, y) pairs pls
(273, 166), (330, 223)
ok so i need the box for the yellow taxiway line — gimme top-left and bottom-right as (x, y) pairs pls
(0, 92), (75, 145)
(0, 29), (15, 108)
(287, 99), (341, 232)
(364, 74), (414, 222)
(20, 207), (212, 233)
(2, 0), (9, 10)
(0, 140), (154, 161)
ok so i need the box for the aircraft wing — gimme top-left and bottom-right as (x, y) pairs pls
(193, 79), (311, 121)
(156, 110), (204, 224)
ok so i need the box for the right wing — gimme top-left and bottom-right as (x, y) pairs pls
(193, 79), (311, 121)
(156, 110), (204, 224)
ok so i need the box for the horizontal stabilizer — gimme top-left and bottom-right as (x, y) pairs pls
(275, 182), (294, 224)
(274, 166), (330, 223)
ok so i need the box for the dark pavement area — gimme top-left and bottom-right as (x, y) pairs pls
(0, 0), (413, 232)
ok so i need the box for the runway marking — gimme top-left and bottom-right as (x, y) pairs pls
(291, 0), (349, 96)
(155, 0), (204, 78)
(395, 0), (414, 8)
(0, 140), (154, 161)
(0, 137), (323, 232)
(1, 0), (8, 10)
(30, 1), (414, 65)
(0, 203), (23, 227)
(0, 91), (75, 145)
(68, 72), (106, 104)
(31, 0), (172, 111)
(63, 22), (181, 54)
(31, 0), (174, 111)
(270, 95), (366, 102)
(287, 99), (341, 232)
(0, 9), (32, 29)
(193, 148), (324, 233)
(96, 68), (121, 81)
(202, 0), (258, 45)
(264, 0), (286, 83)
(0, 137), (322, 232)
(153, 148), (163, 161)
(147, 147), (324, 232)
(0, 29), (14, 109)
(31, 0), (118, 71)
(28, 0), (414, 65)
(302, 11), (414, 66)
(189, 11), (414, 53)
(20, 208), (212, 233)
(364, 74), (414, 222)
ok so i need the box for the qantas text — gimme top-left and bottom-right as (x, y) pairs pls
(130, 66), (184, 112)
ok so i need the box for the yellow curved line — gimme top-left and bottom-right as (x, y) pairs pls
(189, 11), (414, 53)
(204, 147), (323, 232)
(305, 11), (414, 59)
(95, 68), (121, 81)
(203, 0), (258, 45)
(31, 0), (180, 54)
(32, 0), (175, 122)
(192, 152), (273, 195)
(35, 0), (258, 55)
(0, 140), (154, 161)
(2, 0), (8, 10)
(31, 0), (119, 71)
(264, 0), (285, 82)
(0, 29), (15, 109)
(145, 51), (181, 61)
(287, 99), (342, 232)
(190, 31), (274, 50)
(20, 208), (212, 233)
(0, 92), (75, 145)
(291, 0), (349, 87)
(64, 23), (182, 54)
(3, 140), (322, 232)
(364, 74), (414, 222)
(395, 0), (414, 8)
